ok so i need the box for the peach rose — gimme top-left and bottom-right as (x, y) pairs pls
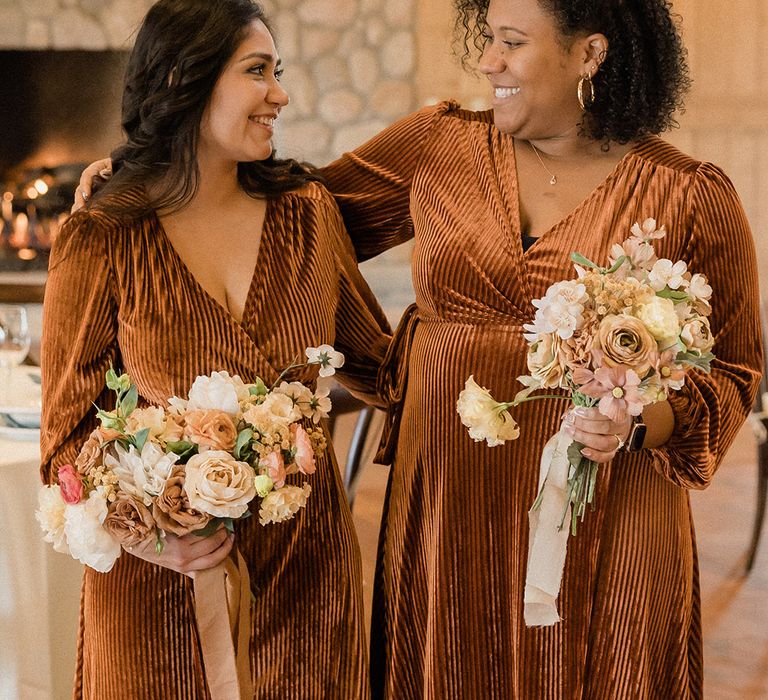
(290, 424), (316, 475)
(103, 492), (155, 549)
(559, 321), (597, 371)
(183, 451), (256, 519)
(260, 450), (286, 488)
(75, 430), (106, 479)
(526, 332), (566, 389)
(184, 410), (238, 451)
(594, 314), (658, 376)
(681, 317), (715, 354)
(152, 465), (212, 536)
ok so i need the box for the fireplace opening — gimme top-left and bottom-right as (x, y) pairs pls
(0, 50), (128, 271)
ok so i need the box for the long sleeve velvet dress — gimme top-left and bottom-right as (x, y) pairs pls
(39, 182), (390, 699)
(322, 102), (763, 699)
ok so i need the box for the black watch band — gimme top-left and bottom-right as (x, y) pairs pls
(626, 415), (647, 452)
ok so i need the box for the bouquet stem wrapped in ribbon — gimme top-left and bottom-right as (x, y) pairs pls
(457, 220), (715, 627)
(37, 344), (345, 700)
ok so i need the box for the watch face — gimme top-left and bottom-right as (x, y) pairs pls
(628, 423), (647, 452)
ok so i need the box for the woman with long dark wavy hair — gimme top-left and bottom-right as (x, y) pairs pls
(42, 0), (388, 697)
(77, 0), (762, 697)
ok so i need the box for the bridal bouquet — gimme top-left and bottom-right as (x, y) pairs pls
(37, 344), (344, 573)
(456, 219), (714, 625)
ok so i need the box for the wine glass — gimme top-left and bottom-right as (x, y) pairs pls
(0, 305), (31, 405)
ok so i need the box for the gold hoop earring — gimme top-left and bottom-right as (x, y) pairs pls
(577, 75), (595, 110)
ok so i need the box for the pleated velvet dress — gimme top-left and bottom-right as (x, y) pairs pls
(39, 182), (390, 699)
(323, 102), (763, 699)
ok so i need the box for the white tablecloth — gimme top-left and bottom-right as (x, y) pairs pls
(0, 436), (82, 700)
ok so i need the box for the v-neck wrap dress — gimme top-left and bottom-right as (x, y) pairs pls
(323, 102), (762, 699)
(40, 183), (390, 699)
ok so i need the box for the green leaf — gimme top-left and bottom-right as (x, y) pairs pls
(192, 518), (226, 538)
(165, 440), (199, 460)
(249, 378), (268, 396)
(605, 255), (628, 275)
(570, 252), (600, 270)
(120, 384), (138, 417)
(656, 288), (689, 302)
(133, 428), (150, 453)
(235, 429), (254, 460)
(676, 350), (714, 373)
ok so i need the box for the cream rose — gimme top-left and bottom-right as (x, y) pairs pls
(187, 371), (250, 414)
(126, 406), (184, 444)
(595, 314), (658, 376)
(242, 393), (302, 432)
(456, 376), (520, 447)
(183, 451), (256, 519)
(526, 332), (565, 389)
(258, 484), (312, 525)
(681, 316), (715, 353)
(184, 410), (238, 452)
(635, 296), (680, 346)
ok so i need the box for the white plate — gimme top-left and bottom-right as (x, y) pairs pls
(0, 415), (39, 441)
(0, 368), (42, 421)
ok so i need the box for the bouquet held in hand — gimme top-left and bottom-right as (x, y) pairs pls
(456, 219), (714, 626)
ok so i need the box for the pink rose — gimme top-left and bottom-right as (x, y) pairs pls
(184, 410), (238, 451)
(260, 451), (286, 488)
(57, 464), (84, 505)
(291, 424), (316, 475)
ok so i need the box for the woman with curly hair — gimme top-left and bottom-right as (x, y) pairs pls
(322, 0), (761, 697)
(77, 0), (762, 696)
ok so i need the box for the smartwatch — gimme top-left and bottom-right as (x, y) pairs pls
(626, 414), (647, 452)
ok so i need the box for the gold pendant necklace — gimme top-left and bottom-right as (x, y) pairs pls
(529, 142), (557, 186)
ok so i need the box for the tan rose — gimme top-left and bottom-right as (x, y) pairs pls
(183, 451), (256, 519)
(527, 332), (566, 388)
(126, 406), (184, 444)
(103, 492), (155, 548)
(595, 314), (658, 376)
(681, 316), (715, 353)
(184, 410), (238, 451)
(152, 465), (212, 536)
(75, 430), (106, 479)
(559, 320), (597, 371)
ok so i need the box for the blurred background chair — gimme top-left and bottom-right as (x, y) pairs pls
(327, 384), (377, 509)
(746, 301), (768, 573)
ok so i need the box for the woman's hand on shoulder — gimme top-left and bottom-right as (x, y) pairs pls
(71, 158), (113, 213)
(124, 523), (235, 577)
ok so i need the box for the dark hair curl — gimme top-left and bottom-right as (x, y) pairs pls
(453, 0), (691, 143)
(95, 0), (318, 215)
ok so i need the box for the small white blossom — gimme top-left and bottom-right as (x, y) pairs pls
(305, 345), (345, 377)
(648, 259), (688, 291)
(630, 218), (667, 242)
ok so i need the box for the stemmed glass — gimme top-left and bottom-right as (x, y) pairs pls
(0, 305), (31, 405)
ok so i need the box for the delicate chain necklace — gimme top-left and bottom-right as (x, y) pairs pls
(529, 142), (557, 186)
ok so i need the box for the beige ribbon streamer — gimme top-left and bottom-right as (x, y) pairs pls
(524, 426), (572, 627)
(193, 549), (254, 700)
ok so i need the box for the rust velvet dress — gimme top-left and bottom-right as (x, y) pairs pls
(39, 183), (390, 699)
(323, 102), (763, 699)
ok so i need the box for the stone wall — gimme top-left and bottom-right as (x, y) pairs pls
(0, 0), (417, 166)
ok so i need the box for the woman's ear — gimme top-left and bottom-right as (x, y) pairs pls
(580, 33), (609, 77)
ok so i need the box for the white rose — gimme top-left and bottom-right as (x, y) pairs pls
(104, 442), (179, 506)
(64, 488), (122, 573)
(635, 296), (680, 346)
(187, 371), (250, 414)
(36, 485), (70, 555)
(259, 484), (312, 525)
(183, 451), (256, 519)
(456, 376), (520, 447)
